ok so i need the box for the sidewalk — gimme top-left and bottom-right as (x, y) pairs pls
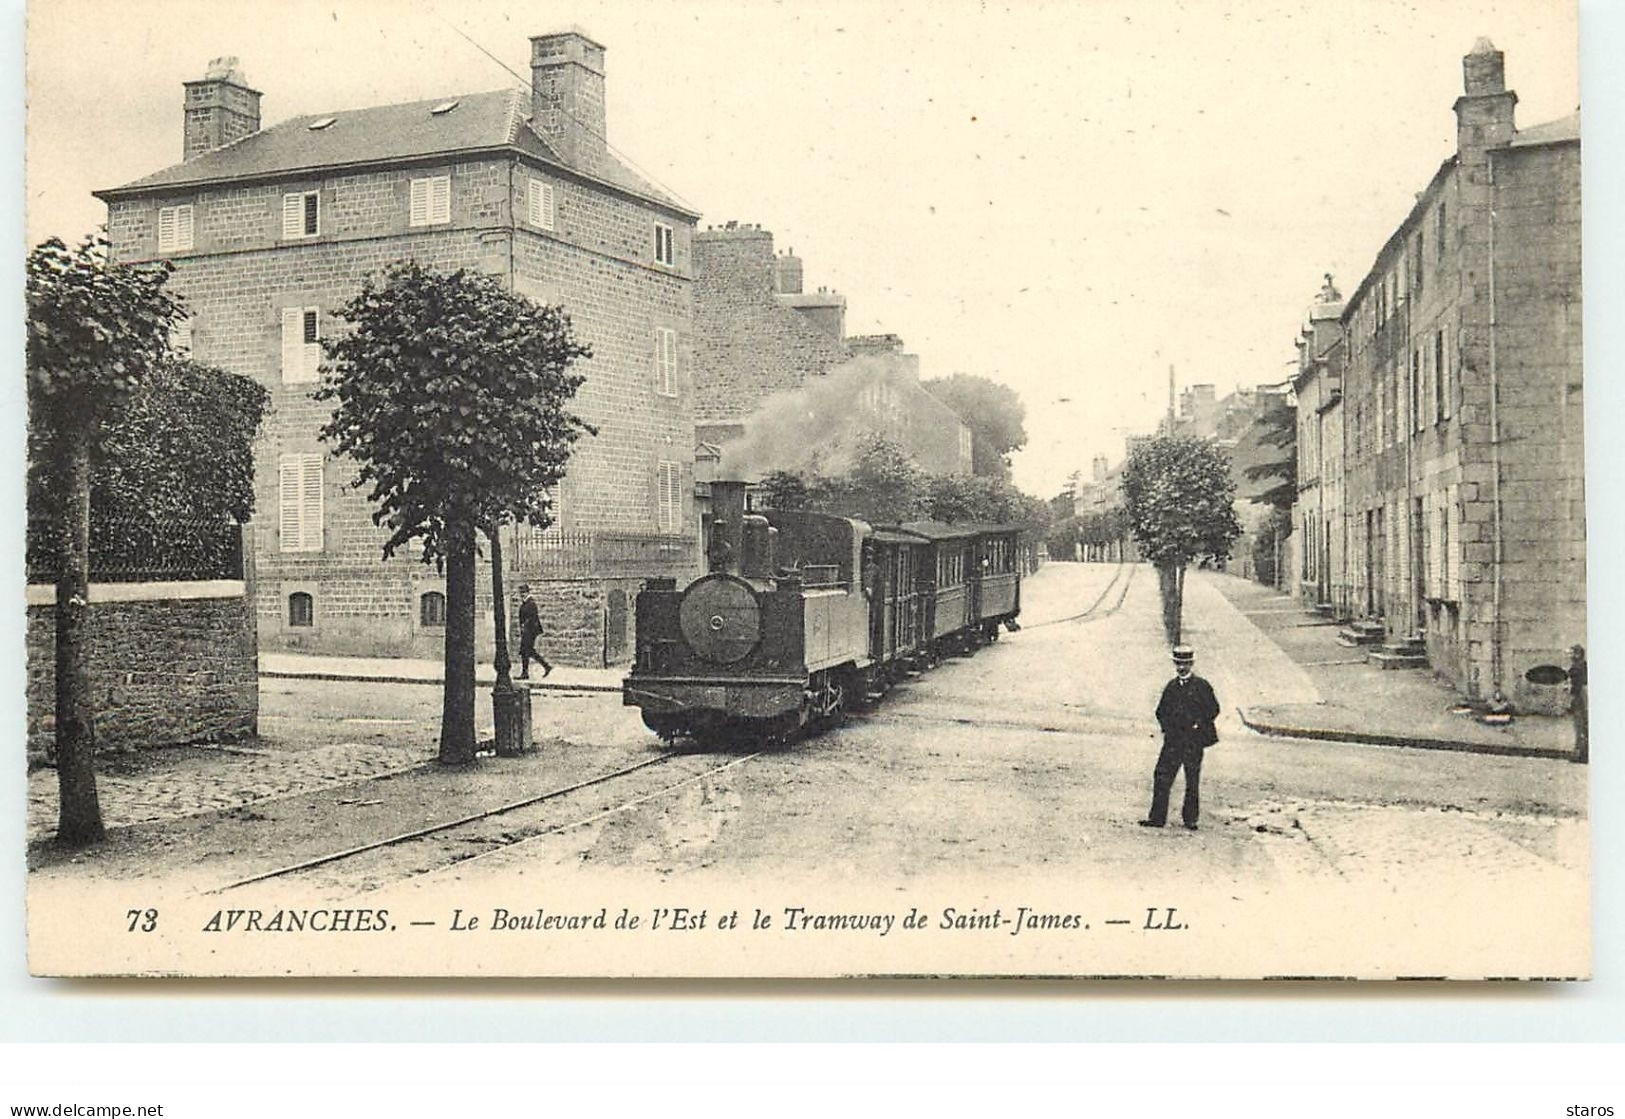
(260, 651), (624, 693)
(1199, 571), (1578, 761)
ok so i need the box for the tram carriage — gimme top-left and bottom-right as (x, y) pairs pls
(623, 481), (1024, 742)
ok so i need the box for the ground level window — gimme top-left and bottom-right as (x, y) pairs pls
(420, 590), (447, 627)
(288, 592), (314, 627)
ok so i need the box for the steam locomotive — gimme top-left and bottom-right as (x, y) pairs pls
(623, 481), (1023, 742)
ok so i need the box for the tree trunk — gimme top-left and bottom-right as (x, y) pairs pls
(55, 434), (105, 847)
(439, 517), (478, 765)
(1173, 562), (1186, 646)
(1156, 561), (1178, 646)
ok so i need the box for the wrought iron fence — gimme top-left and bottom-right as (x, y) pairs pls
(506, 527), (696, 579)
(26, 516), (245, 584)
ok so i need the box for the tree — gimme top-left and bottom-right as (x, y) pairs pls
(920, 373), (1028, 478)
(26, 234), (185, 847)
(1120, 436), (1242, 644)
(1243, 400), (1297, 513)
(803, 433), (926, 524)
(317, 262), (592, 765)
(759, 469), (811, 512)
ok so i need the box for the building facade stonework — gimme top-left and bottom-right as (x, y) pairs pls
(97, 34), (702, 665)
(693, 222), (972, 478)
(1293, 39), (1582, 711)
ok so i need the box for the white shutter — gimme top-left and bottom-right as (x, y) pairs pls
(409, 179), (429, 226)
(283, 193), (304, 238)
(528, 179), (555, 230)
(300, 455), (324, 552)
(175, 204), (194, 250)
(658, 461), (681, 533)
(171, 316), (193, 355)
(431, 176), (450, 224)
(158, 207), (176, 251)
(279, 455), (304, 552)
(655, 328), (676, 395)
(281, 309), (304, 382)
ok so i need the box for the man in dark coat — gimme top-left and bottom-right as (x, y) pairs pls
(517, 584), (551, 679)
(1140, 644), (1220, 830)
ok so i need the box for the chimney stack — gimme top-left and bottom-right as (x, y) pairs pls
(182, 56), (261, 161)
(530, 30), (608, 175)
(773, 250), (804, 295)
(1454, 37), (1517, 153)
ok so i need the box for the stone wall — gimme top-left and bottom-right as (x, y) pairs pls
(25, 583), (258, 767)
(693, 224), (851, 421)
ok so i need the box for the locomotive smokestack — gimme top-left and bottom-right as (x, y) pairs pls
(709, 481), (748, 574)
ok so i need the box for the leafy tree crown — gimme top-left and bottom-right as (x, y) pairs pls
(1120, 436), (1243, 566)
(317, 262), (594, 561)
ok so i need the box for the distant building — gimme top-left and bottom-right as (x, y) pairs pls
(96, 33), (702, 665)
(692, 222), (973, 478)
(1294, 39), (1582, 710)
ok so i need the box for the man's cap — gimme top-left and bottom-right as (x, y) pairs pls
(518, 584), (531, 593)
(1171, 645), (1195, 663)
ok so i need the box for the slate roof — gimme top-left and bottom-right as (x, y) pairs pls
(1510, 110), (1581, 148)
(97, 86), (694, 216)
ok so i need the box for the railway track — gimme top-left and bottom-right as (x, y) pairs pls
(1021, 560), (1137, 630)
(211, 749), (764, 897)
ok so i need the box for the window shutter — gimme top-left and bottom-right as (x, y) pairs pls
(658, 462), (681, 533)
(301, 455), (324, 551)
(279, 456), (304, 551)
(409, 179), (428, 226)
(283, 193), (303, 238)
(303, 193), (319, 235)
(528, 179), (555, 230)
(172, 316), (193, 355)
(431, 176), (450, 224)
(281, 309), (304, 381)
(158, 207), (176, 251)
(176, 204), (194, 250)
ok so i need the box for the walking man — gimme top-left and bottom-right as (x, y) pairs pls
(517, 584), (551, 679)
(1140, 645), (1221, 831)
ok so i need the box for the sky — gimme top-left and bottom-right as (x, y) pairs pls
(22, 0), (1582, 498)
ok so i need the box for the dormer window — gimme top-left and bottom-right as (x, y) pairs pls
(283, 191), (319, 239)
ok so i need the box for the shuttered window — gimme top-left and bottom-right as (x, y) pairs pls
(653, 222), (675, 266)
(278, 453), (324, 553)
(158, 204), (194, 252)
(654, 328), (677, 396)
(527, 178), (556, 231)
(283, 191), (319, 238)
(171, 316), (193, 356)
(281, 307), (322, 383)
(657, 461), (682, 533)
(409, 176), (451, 226)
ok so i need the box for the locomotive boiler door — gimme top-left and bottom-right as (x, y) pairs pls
(678, 574), (762, 664)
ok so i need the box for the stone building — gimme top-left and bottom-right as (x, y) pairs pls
(692, 222), (973, 478)
(96, 33), (702, 665)
(1295, 39), (1582, 710)
(1291, 276), (1348, 609)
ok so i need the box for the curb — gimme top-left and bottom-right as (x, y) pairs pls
(1237, 707), (1577, 761)
(260, 670), (622, 694)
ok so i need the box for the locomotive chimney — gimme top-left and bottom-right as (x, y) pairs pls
(708, 480), (748, 575)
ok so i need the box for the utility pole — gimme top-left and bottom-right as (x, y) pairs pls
(1167, 364), (1176, 436)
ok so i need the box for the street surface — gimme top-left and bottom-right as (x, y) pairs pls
(26, 562), (1589, 977)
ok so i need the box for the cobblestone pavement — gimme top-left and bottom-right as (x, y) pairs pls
(26, 740), (432, 843)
